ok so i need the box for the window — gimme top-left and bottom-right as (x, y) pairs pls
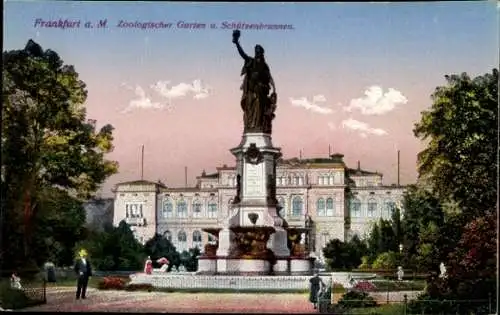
(298, 176), (304, 185)
(317, 198), (326, 216)
(192, 200), (202, 218)
(318, 176), (323, 185)
(326, 198), (334, 216)
(277, 197), (286, 217)
(192, 230), (202, 248)
(350, 198), (361, 217)
(162, 199), (173, 218)
(208, 201), (217, 218)
(292, 196), (303, 217)
(208, 234), (216, 244)
(177, 231), (187, 252)
(126, 203), (143, 218)
(384, 200), (395, 217)
(368, 198), (377, 217)
(164, 230), (172, 242)
(177, 199), (187, 218)
(329, 175), (334, 185)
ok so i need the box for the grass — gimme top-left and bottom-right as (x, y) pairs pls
(347, 303), (406, 315)
(371, 280), (425, 292)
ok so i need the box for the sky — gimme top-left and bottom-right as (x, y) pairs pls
(4, 1), (499, 197)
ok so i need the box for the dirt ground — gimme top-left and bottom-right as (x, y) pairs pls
(22, 287), (318, 313)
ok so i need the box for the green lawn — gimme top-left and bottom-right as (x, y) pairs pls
(371, 280), (425, 292)
(347, 303), (406, 315)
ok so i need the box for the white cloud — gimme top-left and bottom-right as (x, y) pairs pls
(121, 83), (165, 114)
(327, 122), (336, 130)
(341, 118), (388, 137)
(151, 79), (211, 102)
(343, 86), (408, 115)
(289, 94), (334, 115)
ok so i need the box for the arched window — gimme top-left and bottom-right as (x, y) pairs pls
(208, 200), (217, 218)
(384, 200), (395, 218)
(176, 199), (187, 218)
(164, 230), (172, 242)
(350, 198), (361, 217)
(162, 199), (173, 218)
(177, 231), (187, 251)
(292, 196), (303, 217)
(317, 198), (326, 216)
(277, 197), (286, 217)
(192, 230), (202, 248)
(367, 198), (377, 217)
(192, 199), (202, 218)
(326, 198), (334, 216)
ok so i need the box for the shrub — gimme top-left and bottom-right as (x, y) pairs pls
(337, 290), (377, 309)
(97, 277), (126, 290)
(125, 283), (153, 292)
(0, 280), (38, 310)
(371, 252), (398, 270)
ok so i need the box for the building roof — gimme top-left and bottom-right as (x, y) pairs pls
(346, 168), (382, 176)
(197, 171), (219, 179)
(115, 180), (167, 188)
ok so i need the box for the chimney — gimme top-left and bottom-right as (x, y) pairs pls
(357, 160), (361, 170)
(184, 166), (188, 188)
(397, 150), (400, 186)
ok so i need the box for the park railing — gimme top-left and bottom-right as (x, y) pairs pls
(318, 294), (496, 315)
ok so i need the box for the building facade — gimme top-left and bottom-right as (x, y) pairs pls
(112, 154), (405, 257)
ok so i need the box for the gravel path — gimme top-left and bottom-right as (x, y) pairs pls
(22, 288), (317, 313)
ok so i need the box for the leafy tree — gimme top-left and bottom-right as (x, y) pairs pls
(29, 187), (87, 267)
(400, 185), (445, 269)
(180, 247), (201, 272)
(76, 221), (144, 271)
(323, 236), (367, 270)
(372, 251), (399, 270)
(143, 234), (181, 271)
(1, 39), (118, 268)
(413, 69), (498, 218)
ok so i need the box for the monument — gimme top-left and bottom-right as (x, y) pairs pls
(197, 30), (313, 275)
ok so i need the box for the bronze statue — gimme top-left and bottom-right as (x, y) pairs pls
(232, 30), (277, 134)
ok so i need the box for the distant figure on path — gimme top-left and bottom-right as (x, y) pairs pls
(10, 272), (22, 290)
(144, 256), (153, 275)
(397, 266), (404, 281)
(74, 249), (92, 300)
(309, 273), (326, 309)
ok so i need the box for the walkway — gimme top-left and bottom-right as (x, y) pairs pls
(23, 287), (317, 313)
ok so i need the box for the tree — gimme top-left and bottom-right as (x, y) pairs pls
(400, 185), (445, 269)
(413, 69), (498, 219)
(323, 236), (367, 270)
(30, 187), (87, 267)
(143, 234), (181, 271)
(1, 39), (118, 268)
(76, 221), (144, 271)
(180, 247), (201, 272)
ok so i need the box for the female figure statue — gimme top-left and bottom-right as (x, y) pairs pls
(232, 30), (277, 134)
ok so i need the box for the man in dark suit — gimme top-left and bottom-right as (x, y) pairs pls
(74, 249), (92, 300)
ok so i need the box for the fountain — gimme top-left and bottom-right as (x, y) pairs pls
(129, 31), (314, 290)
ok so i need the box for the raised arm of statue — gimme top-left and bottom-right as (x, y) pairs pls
(235, 42), (249, 61)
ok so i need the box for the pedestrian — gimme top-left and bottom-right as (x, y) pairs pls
(74, 249), (92, 300)
(309, 272), (326, 309)
(10, 272), (22, 290)
(144, 256), (153, 275)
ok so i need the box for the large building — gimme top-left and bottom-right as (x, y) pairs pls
(112, 153), (406, 257)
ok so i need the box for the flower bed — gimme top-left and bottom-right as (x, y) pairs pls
(353, 280), (376, 292)
(97, 277), (127, 290)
